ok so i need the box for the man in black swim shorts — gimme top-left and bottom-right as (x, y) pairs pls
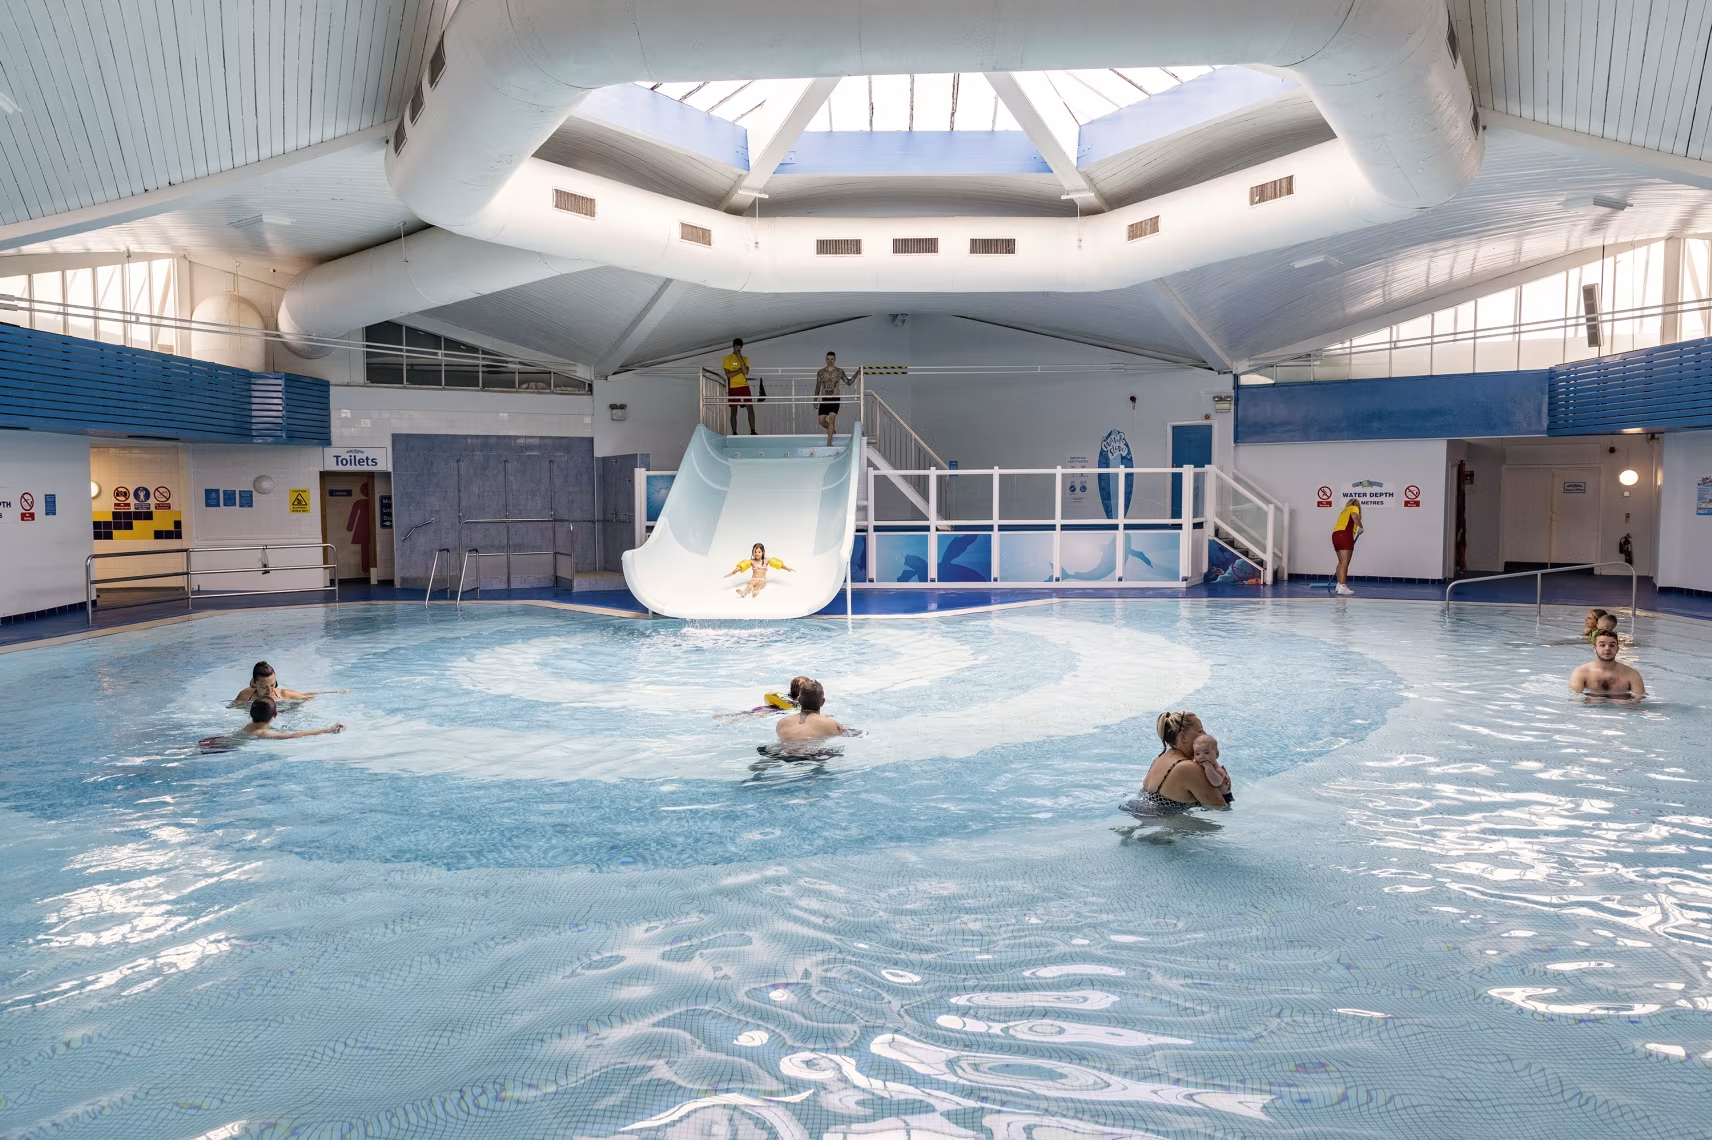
(814, 351), (854, 446)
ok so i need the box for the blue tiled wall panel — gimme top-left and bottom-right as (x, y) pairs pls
(1236, 370), (1550, 443)
(0, 322), (328, 444)
(1548, 336), (1712, 434)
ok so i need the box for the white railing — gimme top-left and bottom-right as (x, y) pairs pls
(700, 365), (865, 437)
(1445, 560), (1637, 630)
(859, 465), (1208, 587)
(1203, 466), (1286, 584)
(862, 388), (945, 488)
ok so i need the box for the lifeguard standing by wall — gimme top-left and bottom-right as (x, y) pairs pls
(1331, 497), (1363, 596)
(723, 338), (757, 436)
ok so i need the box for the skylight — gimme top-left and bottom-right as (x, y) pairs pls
(641, 68), (1218, 154)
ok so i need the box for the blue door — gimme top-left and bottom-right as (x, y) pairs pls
(1169, 423), (1213, 518)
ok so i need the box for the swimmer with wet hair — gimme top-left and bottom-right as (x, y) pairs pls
(241, 697), (346, 739)
(1582, 608), (1610, 637)
(725, 543), (793, 598)
(1587, 612), (1618, 645)
(776, 678), (846, 741)
(1570, 630), (1646, 703)
(232, 660), (345, 706)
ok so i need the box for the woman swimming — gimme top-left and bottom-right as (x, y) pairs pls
(1122, 710), (1232, 816)
(724, 543), (793, 598)
(231, 660), (345, 706)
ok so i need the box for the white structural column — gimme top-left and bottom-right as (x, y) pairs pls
(596, 278), (690, 375)
(985, 72), (1106, 212)
(721, 77), (840, 213)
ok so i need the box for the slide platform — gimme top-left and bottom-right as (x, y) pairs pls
(622, 425), (862, 618)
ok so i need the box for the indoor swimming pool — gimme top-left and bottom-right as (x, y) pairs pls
(1, 599), (1707, 1139)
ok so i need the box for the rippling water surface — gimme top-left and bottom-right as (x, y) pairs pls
(1, 599), (1708, 1139)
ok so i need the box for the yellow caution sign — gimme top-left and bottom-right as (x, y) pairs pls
(288, 488), (312, 513)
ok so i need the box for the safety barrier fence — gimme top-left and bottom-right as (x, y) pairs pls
(632, 460), (1285, 587)
(84, 543), (337, 624)
(699, 365), (867, 437)
(1444, 560), (1637, 631)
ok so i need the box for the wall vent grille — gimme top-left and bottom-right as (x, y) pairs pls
(1249, 176), (1294, 206)
(553, 189), (596, 218)
(1127, 216), (1160, 241)
(969, 237), (1016, 255)
(681, 222), (713, 246)
(392, 120), (406, 155)
(408, 84), (425, 124)
(817, 238), (862, 255)
(429, 36), (447, 86)
(893, 237), (939, 255)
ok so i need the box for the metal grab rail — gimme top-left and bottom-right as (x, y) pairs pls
(699, 365), (866, 437)
(424, 547), (453, 605)
(452, 516), (574, 597)
(455, 548), (565, 604)
(1444, 561), (1638, 631)
(85, 543), (338, 625)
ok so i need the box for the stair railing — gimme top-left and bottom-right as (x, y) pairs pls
(1201, 466), (1285, 584)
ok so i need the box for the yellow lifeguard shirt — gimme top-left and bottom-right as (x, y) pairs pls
(735, 557), (784, 572)
(1334, 503), (1362, 534)
(722, 352), (751, 389)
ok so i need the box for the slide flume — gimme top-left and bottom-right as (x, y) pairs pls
(622, 426), (861, 619)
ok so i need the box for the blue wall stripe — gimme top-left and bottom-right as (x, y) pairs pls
(0, 322), (329, 444)
(1548, 335), (1712, 434)
(1235, 370), (1549, 443)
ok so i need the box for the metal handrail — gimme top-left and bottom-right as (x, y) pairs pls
(453, 516), (573, 595)
(84, 543), (338, 625)
(700, 364), (867, 437)
(454, 549), (562, 604)
(1444, 561), (1638, 631)
(424, 547), (452, 605)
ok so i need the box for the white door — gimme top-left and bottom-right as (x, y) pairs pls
(1500, 467), (1551, 564)
(1549, 466), (1602, 565)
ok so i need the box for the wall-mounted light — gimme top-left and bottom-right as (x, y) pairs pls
(253, 475), (275, 495)
(1618, 469), (1639, 486)
(609, 403), (628, 421)
(90, 480), (101, 499)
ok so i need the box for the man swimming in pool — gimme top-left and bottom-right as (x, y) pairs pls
(1570, 630), (1646, 702)
(725, 542), (793, 597)
(776, 679), (845, 741)
(241, 698), (346, 739)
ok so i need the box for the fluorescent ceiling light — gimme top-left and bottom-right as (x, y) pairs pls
(1561, 194), (1629, 212)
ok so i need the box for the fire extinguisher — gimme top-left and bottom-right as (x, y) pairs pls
(1618, 533), (1633, 565)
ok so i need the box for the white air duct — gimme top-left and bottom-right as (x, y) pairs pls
(448, 140), (1409, 293)
(277, 228), (593, 355)
(390, 0), (1479, 225)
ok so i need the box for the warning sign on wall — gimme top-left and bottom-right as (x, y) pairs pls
(289, 488), (312, 513)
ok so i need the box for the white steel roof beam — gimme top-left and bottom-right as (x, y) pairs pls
(721, 76), (840, 213)
(985, 72), (1107, 213)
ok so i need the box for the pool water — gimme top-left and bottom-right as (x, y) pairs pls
(1, 599), (1708, 1139)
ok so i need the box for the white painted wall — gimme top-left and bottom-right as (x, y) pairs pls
(0, 432), (92, 618)
(187, 445), (327, 591)
(329, 387), (595, 456)
(1494, 435), (1659, 576)
(1657, 429), (1712, 592)
(1236, 439), (1450, 579)
(594, 374), (699, 468)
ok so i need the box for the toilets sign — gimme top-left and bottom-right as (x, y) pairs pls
(323, 446), (388, 471)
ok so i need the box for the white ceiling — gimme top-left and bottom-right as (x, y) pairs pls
(6, 0), (1712, 371)
(0, 0), (447, 226)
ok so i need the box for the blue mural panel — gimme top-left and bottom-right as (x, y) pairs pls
(850, 533), (867, 581)
(1124, 530), (1181, 582)
(874, 533), (930, 583)
(1204, 538), (1263, 584)
(998, 532), (1055, 582)
(1060, 531), (1118, 582)
(936, 532), (991, 581)
(645, 474), (675, 523)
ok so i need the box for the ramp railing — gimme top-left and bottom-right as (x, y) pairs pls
(1445, 561), (1637, 630)
(85, 543), (337, 624)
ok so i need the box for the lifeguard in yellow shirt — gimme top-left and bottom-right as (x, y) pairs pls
(725, 542), (794, 597)
(723, 337), (758, 436)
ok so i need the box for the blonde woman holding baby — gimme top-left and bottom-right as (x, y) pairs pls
(1125, 710), (1233, 815)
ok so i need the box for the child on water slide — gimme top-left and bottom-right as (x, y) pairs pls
(725, 542), (794, 597)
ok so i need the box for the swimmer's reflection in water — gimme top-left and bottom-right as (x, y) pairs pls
(1571, 629), (1646, 703)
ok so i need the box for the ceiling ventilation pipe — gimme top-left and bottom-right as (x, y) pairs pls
(277, 228), (592, 356)
(389, 0), (1480, 227)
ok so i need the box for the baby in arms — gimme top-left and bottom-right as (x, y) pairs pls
(1192, 734), (1230, 791)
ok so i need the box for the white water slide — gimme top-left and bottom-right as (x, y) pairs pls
(622, 427), (861, 618)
